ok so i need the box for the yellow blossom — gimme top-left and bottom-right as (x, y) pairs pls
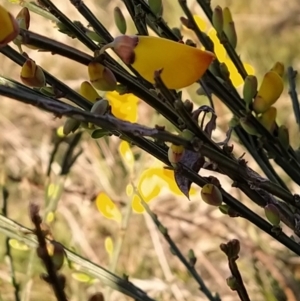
(194, 15), (255, 87)
(105, 91), (139, 122)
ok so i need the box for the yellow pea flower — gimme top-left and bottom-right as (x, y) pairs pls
(95, 192), (122, 223)
(194, 15), (255, 87)
(253, 71), (284, 113)
(105, 91), (138, 122)
(101, 35), (215, 89)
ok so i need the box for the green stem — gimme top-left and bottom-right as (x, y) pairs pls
(140, 199), (220, 301)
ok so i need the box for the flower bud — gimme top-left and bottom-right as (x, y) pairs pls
(149, 0), (163, 16)
(37, 240), (65, 271)
(223, 7), (237, 48)
(20, 59), (46, 87)
(212, 6), (223, 35)
(188, 249), (197, 266)
(253, 71), (283, 113)
(80, 81), (100, 103)
(88, 62), (117, 91)
(239, 117), (261, 137)
(0, 5), (19, 47)
(243, 75), (257, 109)
(47, 241), (65, 271)
(181, 129), (195, 141)
(114, 7), (127, 34)
(264, 204), (280, 226)
(270, 62), (284, 77)
(16, 7), (30, 30)
(168, 144), (184, 167)
(63, 118), (80, 136)
(278, 125), (289, 149)
(90, 98), (109, 115)
(183, 99), (193, 113)
(201, 184), (223, 206)
(226, 276), (238, 290)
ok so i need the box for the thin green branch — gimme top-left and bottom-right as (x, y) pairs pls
(134, 0), (179, 41)
(195, 0), (248, 79)
(220, 240), (251, 301)
(69, 0), (113, 43)
(37, 0), (99, 51)
(141, 200), (220, 301)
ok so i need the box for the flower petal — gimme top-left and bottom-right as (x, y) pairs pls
(132, 36), (215, 89)
(193, 15), (207, 31)
(208, 28), (226, 62)
(253, 71), (284, 113)
(119, 141), (135, 170)
(131, 194), (145, 213)
(96, 192), (122, 223)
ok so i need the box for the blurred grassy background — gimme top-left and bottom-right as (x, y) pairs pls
(0, 0), (300, 301)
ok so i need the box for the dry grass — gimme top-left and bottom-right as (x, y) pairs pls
(0, 0), (300, 301)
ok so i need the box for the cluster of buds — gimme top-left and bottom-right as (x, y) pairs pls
(212, 6), (237, 48)
(264, 203), (280, 226)
(241, 62), (286, 137)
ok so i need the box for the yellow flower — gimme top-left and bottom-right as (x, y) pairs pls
(194, 16), (254, 87)
(132, 165), (197, 213)
(105, 91), (139, 122)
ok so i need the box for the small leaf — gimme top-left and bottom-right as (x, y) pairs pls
(118, 141), (135, 170)
(71, 272), (93, 283)
(114, 7), (127, 34)
(126, 183), (133, 196)
(96, 192), (122, 223)
(9, 239), (29, 251)
(131, 194), (144, 213)
(104, 236), (114, 257)
(91, 129), (110, 139)
(174, 150), (205, 199)
(46, 211), (55, 223)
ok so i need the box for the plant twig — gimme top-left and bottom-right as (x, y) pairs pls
(287, 67), (300, 130)
(140, 199), (220, 301)
(220, 240), (251, 301)
(29, 204), (68, 301)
